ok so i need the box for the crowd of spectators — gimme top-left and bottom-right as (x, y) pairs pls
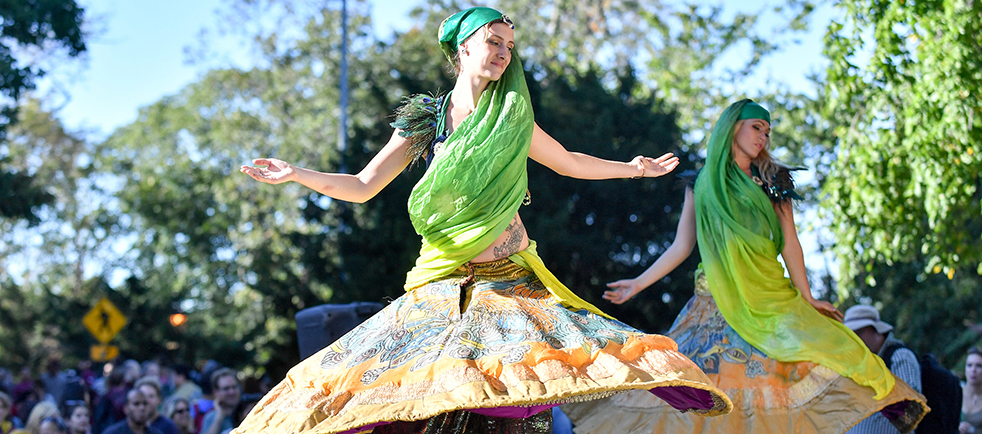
(0, 358), (265, 434)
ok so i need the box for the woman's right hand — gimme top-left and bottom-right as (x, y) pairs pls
(960, 421), (975, 433)
(241, 158), (297, 185)
(808, 299), (844, 322)
(604, 279), (644, 304)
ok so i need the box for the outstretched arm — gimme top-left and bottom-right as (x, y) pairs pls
(604, 187), (697, 304)
(240, 130), (413, 203)
(527, 122), (679, 179)
(775, 201), (844, 321)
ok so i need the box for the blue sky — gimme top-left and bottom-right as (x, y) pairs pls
(41, 0), (836, 139)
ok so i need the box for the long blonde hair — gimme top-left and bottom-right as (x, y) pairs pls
(24, 401), (59, 434)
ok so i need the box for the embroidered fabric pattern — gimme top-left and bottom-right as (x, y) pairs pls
(237, 261), (729, 434)
(561, 268), (928, 434)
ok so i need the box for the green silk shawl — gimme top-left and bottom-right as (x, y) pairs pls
(693, 99), (894, 399)
(401, 52), (609, 319)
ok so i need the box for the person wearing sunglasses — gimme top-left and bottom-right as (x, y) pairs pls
(162, 398), (193, 434)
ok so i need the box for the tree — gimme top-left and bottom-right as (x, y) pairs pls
(0, 102), (124, 369)
(0, 0), (86, 222)
(524, 67), (694, 332)
(822, 0), (982, 292)
(0, 0), (826, 374)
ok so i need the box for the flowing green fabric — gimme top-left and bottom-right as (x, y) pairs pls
(693, 99), (895, 399)
(403, 8), (610, 319)
(403, 52), (530, 289)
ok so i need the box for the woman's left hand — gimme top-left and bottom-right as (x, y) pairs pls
(636, 153), (679, 178)
(603, 279), (644, 304)
(809, 299), (844, 322)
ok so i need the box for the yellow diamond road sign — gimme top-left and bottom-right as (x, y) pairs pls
(83, 298), (127, 343)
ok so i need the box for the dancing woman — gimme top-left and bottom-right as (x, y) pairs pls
(235, 7), (731, 434)
(563, 99), (928, 433)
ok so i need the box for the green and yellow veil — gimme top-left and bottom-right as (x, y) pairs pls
(403, 7), (610, 319)
(694, 99), (894, 399)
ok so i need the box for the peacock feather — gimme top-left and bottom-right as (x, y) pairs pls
(390, 92), (445, 167)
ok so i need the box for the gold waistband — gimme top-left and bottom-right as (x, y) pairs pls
(447, 258), (531, 282)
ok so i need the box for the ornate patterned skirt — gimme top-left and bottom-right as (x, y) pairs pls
(562, 270), (928, 434)
(233, 259), (731, 434)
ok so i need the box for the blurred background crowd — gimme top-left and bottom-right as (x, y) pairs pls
(0, 357), (267, 434)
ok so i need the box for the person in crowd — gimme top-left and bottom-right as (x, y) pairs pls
(119, 363), (140, 391)
(198, 370), (238, 434)
(37, 417), (67, 434)
(101, 390), (161, 434)
(167, 367), (199, 407)
(220, 394), (260, 434)
(23, 402), (58, 434)
(1, 392), (25, 434)
(962, 347), (982, 433)
(567, 99), (928, 433)
(73, 363), (94, 395)
(156, 366), (174, 401)
(843, 305), (921, 434)
(39, 359), (67, 407)
(237, 6), (731, 433)
(0, 369), (15, 396)
(61, 402), (89, 434)
(189, 362), (219, 434)
(133, 378), (178, 434)
(91, 367), (127, 434)
(12, 368), (33, 409)
(140, 364), (159, 383)
(162, 399), (193, 434)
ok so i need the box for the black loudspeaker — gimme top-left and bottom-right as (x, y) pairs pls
(295, 302), (385, 360)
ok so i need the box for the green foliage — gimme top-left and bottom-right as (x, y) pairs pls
(0, 0), (825, 376)
(524, 67), (696, 332)
(0, 0), (86, 223)
(489, 0), (815, 145)
(0, 0), (86, 137)
(822, 0), (982, 293)
(0, 102), (133, 370)
(0, 157), (53, 223)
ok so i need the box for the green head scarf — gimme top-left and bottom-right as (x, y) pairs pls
(404, 8), (609, 319)
(737, 100), (770, 124)
(693, 99), (895, 399)
(439, 7), (514, 65)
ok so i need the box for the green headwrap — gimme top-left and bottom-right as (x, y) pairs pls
(439, 7), (514, 65)
(693, 99), (895, 399)
(737, 100), (770, 124)
(403, 9), (610, 319)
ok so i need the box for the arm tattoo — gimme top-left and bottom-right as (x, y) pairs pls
(493, 218), (526, 259)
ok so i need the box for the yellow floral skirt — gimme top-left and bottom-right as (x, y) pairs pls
(233, 259), (731, 434)
(562, 271), (928, 434)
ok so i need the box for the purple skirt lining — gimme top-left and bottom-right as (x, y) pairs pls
(337, 385), (714, 433)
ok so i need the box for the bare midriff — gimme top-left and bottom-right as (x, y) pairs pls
(471, 212), (529, 263)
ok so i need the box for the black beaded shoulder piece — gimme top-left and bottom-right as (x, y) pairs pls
(751, 164), (804, 203)
(676, 169), (700, 190)
(389, 92), (446, 167)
